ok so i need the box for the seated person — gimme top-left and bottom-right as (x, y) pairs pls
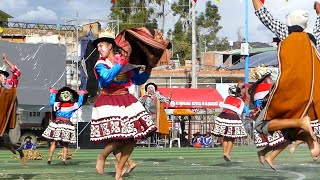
(23, 136), (36, 150)
(201, 132), (213, 148)
(192, 132), (202, 148)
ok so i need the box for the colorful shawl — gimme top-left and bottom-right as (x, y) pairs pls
(115, 27), (171, 68)
(0, 88), (17, 136)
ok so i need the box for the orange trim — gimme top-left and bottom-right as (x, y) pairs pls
(100, 88), (128, 95)
(56, 117), (70, 121)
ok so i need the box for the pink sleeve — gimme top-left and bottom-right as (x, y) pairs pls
(7, 66), (21, 88)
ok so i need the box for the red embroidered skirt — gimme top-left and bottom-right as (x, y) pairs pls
(90, 92), (157, 142)
(211, 112), (247, 138)
(42, 119), (76, 143)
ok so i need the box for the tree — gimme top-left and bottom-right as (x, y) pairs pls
(109, 0), (163, 32)
(197, 1), (229, 51)
(170, 1), (228, 62)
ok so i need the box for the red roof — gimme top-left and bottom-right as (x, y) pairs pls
(158, 88), (224, 109)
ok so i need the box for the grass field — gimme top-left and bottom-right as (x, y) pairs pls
(0, 145), (319, 180)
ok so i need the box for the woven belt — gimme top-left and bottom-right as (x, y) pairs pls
(100, 88), (128, 95)
(222, 109), (237, 115)
(56, 117), (70, 121)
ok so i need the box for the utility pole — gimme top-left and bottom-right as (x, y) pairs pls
(191, 0), (197, 88)
(162, 0), (165, 33)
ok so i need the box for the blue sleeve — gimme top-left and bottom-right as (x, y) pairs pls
(76, 94), (85, 107)
(242, 105), (249, 115)
(96, 63), (123, 83)
(131, 68), (150, 85)
(255, 100), (263, 108)
(50, 93), (56, 106)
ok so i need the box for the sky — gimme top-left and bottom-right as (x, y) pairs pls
(0, 0), (318, 44)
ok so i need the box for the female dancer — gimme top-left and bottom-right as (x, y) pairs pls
(212, 86), (248, 162)
(249, 71), (289, 170)
(42, 86), (86, 165)
(89, 30), (156, 180)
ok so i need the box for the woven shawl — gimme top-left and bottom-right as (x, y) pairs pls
(0, 88), (17, 136)
(263, 32), (320, 120)
(115, 27), (171, 68)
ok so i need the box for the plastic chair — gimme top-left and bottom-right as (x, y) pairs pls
(169, 128), (180, 148)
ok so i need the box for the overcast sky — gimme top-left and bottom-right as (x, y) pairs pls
(0, 0), (318, 44)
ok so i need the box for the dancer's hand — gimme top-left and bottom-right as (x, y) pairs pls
(114, 54), (128, 66)
(77, 90), (87, 95)
(49, 87), (58, 94)
(315, 1), (320, 15)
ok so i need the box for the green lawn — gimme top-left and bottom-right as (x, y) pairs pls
(0, 145), (319, 180)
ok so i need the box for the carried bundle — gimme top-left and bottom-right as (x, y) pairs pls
(115, 27), (171, 68)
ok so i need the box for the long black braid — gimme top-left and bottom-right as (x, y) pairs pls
(248, 73), (271, 105)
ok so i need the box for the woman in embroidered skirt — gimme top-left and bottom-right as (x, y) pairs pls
(248, 72), (289, 170)
(211, 86), (247, 162)
(89, 30), (156, 180)
(42, 87), (86, 165)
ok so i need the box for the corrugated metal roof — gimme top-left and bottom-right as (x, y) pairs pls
(213, 46), (276, 55)
(0, 10), (13, 19)
(228, 51), (278, 70)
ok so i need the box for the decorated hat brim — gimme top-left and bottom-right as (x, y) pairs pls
(92, 37), (116, 47)
(55, 86), (79, 102)
(0, 70), (9, 78)
(145, 82), (157, 92)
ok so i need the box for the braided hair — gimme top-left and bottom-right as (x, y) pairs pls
(248, 73), (271, 105)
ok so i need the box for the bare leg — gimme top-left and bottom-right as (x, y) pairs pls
(226, 138), (234, 157)
(114, 151), (127, 175)
(125, 157), (137, 174)
(265, 141), (290, 171)
(62, 143), (68, 165)
(297, 131), (319, 160)
(96, 140), (119, 175)
(222, 137), (232, 162)
(289, 140), (304, 154)
(257, 146), (273, 165)
(16, 148), (26, 166)
(268, 116), (316, 140)
(47, 141), (57, 164)
(115, 139), (135, 180)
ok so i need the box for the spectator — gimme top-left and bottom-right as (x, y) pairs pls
(202, 132), (213, 148)
(23, 136), (36, 150)
(192, 132), (202, 148)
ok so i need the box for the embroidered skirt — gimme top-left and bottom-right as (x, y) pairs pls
(211, 112), (247, 138)
(90, 93), (157, 142)
(42, 119), (76, 143)
(254, 130), (286, 148)
(311, 120), (320, 138)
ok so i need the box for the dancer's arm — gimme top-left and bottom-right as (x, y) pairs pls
(2, 53), (21, 88)
(72, 90), (87, 110)
(154, 91), (171, 104)
(313, 1), (320, 50)
(131, 67), (151, 85)
(253, 0), (289, 40)
(252, 0), (263, 10)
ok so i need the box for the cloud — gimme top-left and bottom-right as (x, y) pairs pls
(14, 6), (58, 23)
(0, 0), (318, 43)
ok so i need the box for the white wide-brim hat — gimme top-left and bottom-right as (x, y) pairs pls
(286, 9), (309, 29)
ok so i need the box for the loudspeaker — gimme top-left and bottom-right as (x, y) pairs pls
(77, 122), (105, 149)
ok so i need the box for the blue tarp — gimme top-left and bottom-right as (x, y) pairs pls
(228, 51), (278, 70)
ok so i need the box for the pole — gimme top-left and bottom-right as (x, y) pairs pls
(245, 0), (249, 83)
(244, 0), (250, 114)
(162, 0), (165, 34)
(191, 0), (197, 88)
(75, 12), (80, 150)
